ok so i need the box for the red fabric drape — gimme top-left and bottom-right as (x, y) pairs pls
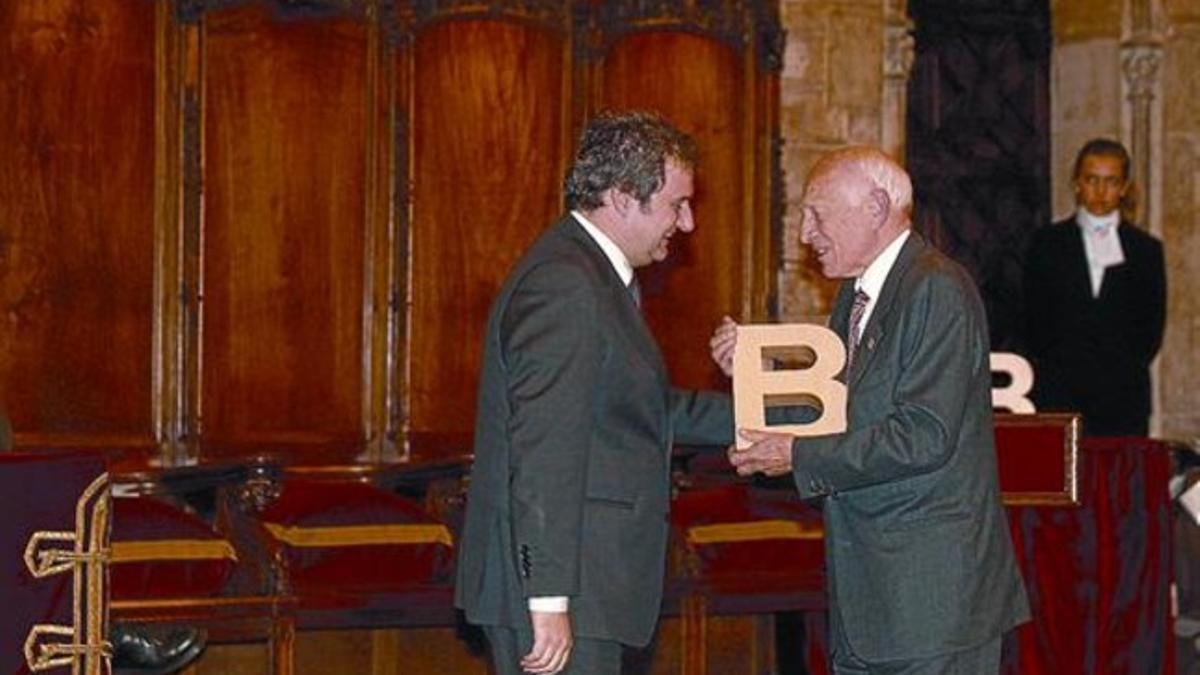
(1004, 438), (1174, 674)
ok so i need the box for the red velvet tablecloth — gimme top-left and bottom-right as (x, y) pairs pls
(1003, 438), (1174, 674)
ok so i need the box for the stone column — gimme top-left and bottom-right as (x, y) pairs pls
(1120, 0), (1166, 232)
(1120, 0), (1167, 435)
(1158, 1), (1200, 440)
(778, 0), (891, 320)
(881, 0), (913, 161)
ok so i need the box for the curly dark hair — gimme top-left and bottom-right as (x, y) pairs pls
(564, 110), (697, 211)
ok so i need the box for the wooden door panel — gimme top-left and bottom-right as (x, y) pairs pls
(201, 6), (368, 449)
(408, 19), (566, 434)
(0, 0), (156, 441)
(601, 32), (743, 391)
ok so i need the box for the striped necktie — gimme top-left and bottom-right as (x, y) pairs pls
(846, 288), (870, 370)
(628, 276), (642, 310)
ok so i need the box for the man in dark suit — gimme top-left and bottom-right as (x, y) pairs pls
(713, 147), (1028, 673)
(1023, 138), (1166, 437)
(455, 111), (733, 675)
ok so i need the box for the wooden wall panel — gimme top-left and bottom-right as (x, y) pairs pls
(201, 6), (368, 448)
(0, 0), (156, 440)
(0, 1), (778, 463)
(601, 32), (743, 391)
(408, 20), (566, 434)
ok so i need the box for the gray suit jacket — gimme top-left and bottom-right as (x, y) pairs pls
(454, 215), (732, 647)
(792, 232), (1029, 662)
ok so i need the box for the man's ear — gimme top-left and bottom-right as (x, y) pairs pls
(866, 187), (891, 228)
(610, 188), (635, 218)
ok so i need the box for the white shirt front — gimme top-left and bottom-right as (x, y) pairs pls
(854, 229), (912, 336)
(1076, 208), (1125, 298)
(573, 210), (633, 286)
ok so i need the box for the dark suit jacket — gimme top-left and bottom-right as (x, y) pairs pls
(791, 233), (1029, 662)
(1024, 218), (1166, 436)
(454, 215), (732, 647)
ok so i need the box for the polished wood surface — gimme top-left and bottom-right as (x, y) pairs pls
(0, 0), (781, 466)
(178, 618), (774, 675)
(0, 0), (156, 442)
(202, 5), (368, 449)
(407, 19), (566, 435)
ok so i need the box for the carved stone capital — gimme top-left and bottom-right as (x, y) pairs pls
(884, 19), (915, 81)
(1121, 42), (1164, 100)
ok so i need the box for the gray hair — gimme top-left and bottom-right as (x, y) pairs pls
(806, 146), (913, 218)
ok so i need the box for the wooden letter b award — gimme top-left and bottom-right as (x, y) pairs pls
(732, 324), (848, 449)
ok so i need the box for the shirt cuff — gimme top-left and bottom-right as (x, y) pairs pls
(528, 596), (569, 612)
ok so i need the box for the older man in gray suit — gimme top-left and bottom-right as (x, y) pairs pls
(455, 111), (733, 675)
(714, 147), (1028, 673)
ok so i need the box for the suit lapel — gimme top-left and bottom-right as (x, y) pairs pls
(1096, 221), (1135, 302)
(847, 233), (926, 388)
(559, 218), (666, 379)
(1062, 222), (1099, 303)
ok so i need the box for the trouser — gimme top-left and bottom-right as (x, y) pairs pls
(829, 602), (1001, 675)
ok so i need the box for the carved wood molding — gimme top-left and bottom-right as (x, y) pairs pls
(383, 0), (571, 47)
(575, 0), (783, 72)
(755, 14), (785, 73)
(390, 111), (411, 458)
(410, 0), (567, 26)
(176, 0), (370, 24)
(597, 0), (744, 42)
(180, 88), (204, 452)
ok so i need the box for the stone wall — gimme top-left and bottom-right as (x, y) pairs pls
(777, 0), (906, 320)
(1160, 0), (1200, 438)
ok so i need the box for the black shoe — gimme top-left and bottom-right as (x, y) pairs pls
(111, 623), (206, 675)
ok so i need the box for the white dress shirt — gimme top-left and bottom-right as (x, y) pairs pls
(573, 210), (634, 286)
(1076, 208), (1125, 298)
(854, 229), (911, 333)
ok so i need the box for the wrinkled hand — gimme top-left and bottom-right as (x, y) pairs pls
(727, 429), (794, 477)
(709, 315), (738, 378)
(522, 611), (572, 674)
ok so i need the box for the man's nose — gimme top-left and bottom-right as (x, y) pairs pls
(677, 204), (695, 232)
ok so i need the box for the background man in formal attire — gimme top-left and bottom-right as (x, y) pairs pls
(711, 147), (1028, 674)
(455, 110), (733, 675)
(1023, 138), (1166, 437)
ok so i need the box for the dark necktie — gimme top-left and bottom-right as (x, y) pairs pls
(628, 276), (642, 310)
(846, 288), (870, 370)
